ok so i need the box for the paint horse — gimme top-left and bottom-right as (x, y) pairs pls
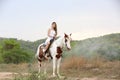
(35, 33), (72, 77)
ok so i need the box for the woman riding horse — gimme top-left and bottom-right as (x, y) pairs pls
(43, 22), (57, 58)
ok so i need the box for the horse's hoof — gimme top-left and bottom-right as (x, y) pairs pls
(44, 72), (47, 75)
(50, 74), (56, 78)
(58, 75), (65, 79)
(38, 75), (41, 78)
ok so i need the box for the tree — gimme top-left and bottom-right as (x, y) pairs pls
(1, 39), (33, 64)
(3, 39), (20, 50)
(2, 49), (32, 64)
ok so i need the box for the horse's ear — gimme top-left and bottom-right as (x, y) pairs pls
(64, 33), (68, 38)
(70, 33), (72, 36)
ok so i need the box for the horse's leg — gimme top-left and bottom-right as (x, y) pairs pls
(52, 56), (57, 77)
(43, 60), (49, 75)
(57, 57), (62, 77)
(38, 61), (41, 73)
(43, 62), (46, 75)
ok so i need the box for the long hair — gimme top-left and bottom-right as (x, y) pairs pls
(52, 22), (57, 35)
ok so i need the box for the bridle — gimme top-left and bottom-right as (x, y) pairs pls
(65, 38), (71, 50)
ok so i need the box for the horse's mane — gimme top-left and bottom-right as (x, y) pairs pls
(54, 36), (64, 42)
(55, 36), (60, 40)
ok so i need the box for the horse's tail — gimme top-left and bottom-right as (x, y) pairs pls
(35, 44), (41, 58)
(35, 43), (44, 58)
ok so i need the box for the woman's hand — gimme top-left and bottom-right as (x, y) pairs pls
(53, 36), (56, 39)
(53, 35), (57, 39)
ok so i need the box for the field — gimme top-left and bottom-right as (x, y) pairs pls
(0, 56), (120, 80)
(0, 33), (120, 80)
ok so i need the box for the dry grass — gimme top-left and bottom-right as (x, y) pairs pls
(62, 56), (87, 69)
(0, 56), (120, 80)
(62, 56), (106, 69)
(0, 63), (39, 73)
(61, 56), (120, 79)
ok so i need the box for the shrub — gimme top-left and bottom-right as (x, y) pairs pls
(2, 49), (33, 64)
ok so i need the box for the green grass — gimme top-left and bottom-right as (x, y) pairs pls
(13, 71), (66, 80)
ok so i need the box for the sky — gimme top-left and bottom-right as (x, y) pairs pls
(0, 0), (120, 41)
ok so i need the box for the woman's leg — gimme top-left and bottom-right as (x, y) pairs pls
(44, 39), (54, 53)
(44, 42), (50, 53)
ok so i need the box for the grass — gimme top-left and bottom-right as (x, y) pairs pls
(13, 72), (63, 80)
(62, 56), (107, 70)
(0, 63), (35, 72)
(62, 56), (120, 79)
(14, 72), (47, 80)
(0, 56), (120, 80)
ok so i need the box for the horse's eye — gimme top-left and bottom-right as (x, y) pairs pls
(65, 38), (67, 42)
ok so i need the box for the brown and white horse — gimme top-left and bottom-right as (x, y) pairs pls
(35, 33), (72, 77)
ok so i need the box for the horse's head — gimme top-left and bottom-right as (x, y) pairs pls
(64, 33), (72, 50)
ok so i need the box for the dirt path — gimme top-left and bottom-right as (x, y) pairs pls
(0, 72), (16, 80)
(0, 72), (29, 80)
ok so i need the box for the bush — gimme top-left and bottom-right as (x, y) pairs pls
(2, 49), (33, 64)
(0, 39), (34, 64)
(3, 39), (20, 50)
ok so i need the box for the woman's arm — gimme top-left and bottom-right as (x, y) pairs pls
(47, 28), (51, 37)
(47, 28), (57, 38)
(54, 33), (57, 38)
(53, 32), (57, 39)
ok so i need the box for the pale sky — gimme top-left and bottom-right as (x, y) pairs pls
(0, 0), (120, 41)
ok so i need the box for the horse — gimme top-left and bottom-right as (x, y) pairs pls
(35, 33), (72, 78)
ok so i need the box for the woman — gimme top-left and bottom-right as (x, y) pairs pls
(43, 22), (57, 54)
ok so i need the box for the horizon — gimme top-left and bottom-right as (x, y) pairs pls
(0, 0), (120, 41)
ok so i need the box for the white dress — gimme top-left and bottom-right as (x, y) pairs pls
(45, 28), (56, 45)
